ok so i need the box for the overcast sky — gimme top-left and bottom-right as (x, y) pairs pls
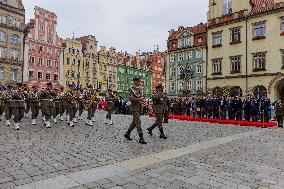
(23, 0), (208, 53)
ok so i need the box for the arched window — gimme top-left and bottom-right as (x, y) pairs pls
(0, 31), (6, 42)
(10, 34), (20, 45)
(253, 85), (267, 99)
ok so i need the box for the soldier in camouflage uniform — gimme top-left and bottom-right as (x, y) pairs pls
(4, 85), (14, 126)
(27, 86), (40, 125)
(10, 84), (25, 130)
(59, 86), (65, 121)
(124, 77), (147, 144)
(63, 85), (78, 127)
(105, 89), (115, 125)
(0, 85), (5, 121)
(39, 82), (57, 128)
(85, 88), (98, 126)
(77, 88), (84, 121)
(147, 84), (167, 139)
(52, 88), (61, 124)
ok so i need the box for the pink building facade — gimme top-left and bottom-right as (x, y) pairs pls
(23, 7), (63, 89)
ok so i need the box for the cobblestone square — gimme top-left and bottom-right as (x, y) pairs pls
(0, 111), (283, 189)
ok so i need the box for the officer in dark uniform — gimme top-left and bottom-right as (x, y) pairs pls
(243, 96), (251, 121)
(227, 96), (235, 120)
(147, 84), (167, 139)
(260, 95), (271, 123)
(235, 96), (243, 121)
(204, 97), (210, 118)
(251, 96), (259, 122)
(220, 96), (227, 120)
(213, 96), (220, 119)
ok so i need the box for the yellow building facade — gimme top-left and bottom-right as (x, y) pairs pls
(62, 39), (85, 89)
(207, 0), (284, 101)
(98, 46), (108, 91)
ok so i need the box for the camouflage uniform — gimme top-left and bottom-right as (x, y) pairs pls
(105, 92), (115, 125)
(39, 88), (57, 128)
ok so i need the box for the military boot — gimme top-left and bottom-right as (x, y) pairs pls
(147, 125), (156, 136)
(138, 133), (147, 144)
(124, 130), (132, 141)
(159, 128), (167, 139)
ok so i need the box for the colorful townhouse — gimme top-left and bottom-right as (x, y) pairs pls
(166, 23), (207, 97)
(117, 52), (152, 98)
(207, 0), (284, 101)
(107, 47), (117, 91)
(78, 35), (98, 89)
(23, 7), (62, 88)
(97, 46), (108, 91)
(145, 50), (166, 92)
(0, 0), (25, 84)
(62, 38), (84, 89)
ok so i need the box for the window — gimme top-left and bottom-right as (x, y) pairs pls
(179, 66), (184, 77)
(0, 47), (6, 58)
(47, 48), (52, 55)
(178, 81), (184, 90)
(40, 25), (44, 31)
(0, 15), (7, 24)
(197, 36), (202, 43)
(253, 52), (266, 71)
(0, 67), (4, 79)
(39, 46), (43, 53)
(29, 71), (34, 78)
(10, 69), (17, 81)
(212, 59), (222, 75)
(281, 17), (284, 33)
(10, 19), (20, 28)
(171, 68), (176, 77)
(10, 34), (20, 45)
(30, 44), (35, 51)
(10, 49), (19, 60)
(170, 82), (175, 91)
(178, 52), (184, 62)
(212, 32), (222, 46)
(29, 56), (35, 64)
(48, 28), (53, 34)
(186, 81), (192, 90)
(170, 54), (176, 62)
(253, 22), (266, 39)
(55, 61), (59, 68)
(230, 56), (241, 73)
(54, 74), (58, 81)
(197, 64), (202, 73)
(47, 37), (53, 44)
(196, 50), (202, 59)
(223, 0), (232, 15)
(46, 60), (52, 67)
(38, 72), (42, 79)
(230, 27), (241, 43)
(38, 35), (44, 41)
(0, 31), (6, 42)
(46, 73), (51, 80)
(38, 58), (43, 66)
(67, 58), (70, 64)
(196, 80), (202, 90)
(186, 51), (192, 60)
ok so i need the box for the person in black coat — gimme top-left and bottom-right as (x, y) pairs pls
(213, 96), (221, 119)
(220, 96), (227, 120)
(251, 96), (259, 122)
(227, 96), (235, 120)
(243, 96), (251, 121)
(235, 96), (243, 121)
(259, 95), (271, 123)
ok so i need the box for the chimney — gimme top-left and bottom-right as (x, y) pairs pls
(168, 29), (175, 36)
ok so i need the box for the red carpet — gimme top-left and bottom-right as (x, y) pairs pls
(148, 114), (277, 128)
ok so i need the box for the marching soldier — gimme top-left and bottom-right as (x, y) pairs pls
(39, 82), (57, 128)
(53, 88), (61, 124)
(147, 84), (167, 139)
(4, 84), (13, 126)
(63, 84), (78, 127)
(124, 77), (147, 144)
(163, 93), (170, 123)
(10, 83), (25, 130)
(59, 86), (65, 121)
(105, 89), (116, 125)
(77, 88), (84, 121)
(85, 88), (98, 126)
(275, 97), (284, 128)
(28, 86), (40, 125)
(23, 84), (30, 118)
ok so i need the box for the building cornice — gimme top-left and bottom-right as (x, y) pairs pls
(207, 72), (281, 80)
(0, 3), (25, 16)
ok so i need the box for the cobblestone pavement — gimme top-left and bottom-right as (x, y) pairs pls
(0, 111), (283, 189)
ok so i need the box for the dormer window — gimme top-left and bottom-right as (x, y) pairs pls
(223, 0), (232, 15)
(179, 36), (191, 48)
